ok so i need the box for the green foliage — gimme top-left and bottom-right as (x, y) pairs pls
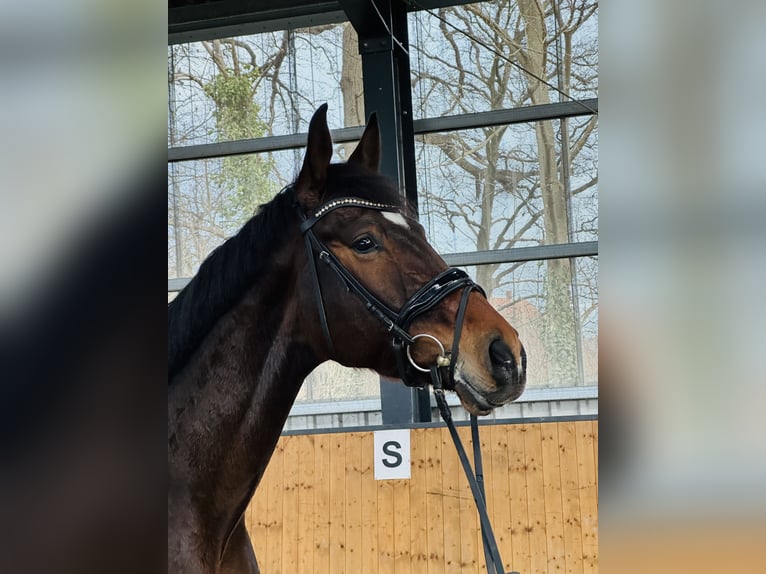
(203, 69), (264, 141)
(203, 67), (273, 228)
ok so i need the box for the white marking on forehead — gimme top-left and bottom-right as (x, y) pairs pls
(381, 211), (409, 229)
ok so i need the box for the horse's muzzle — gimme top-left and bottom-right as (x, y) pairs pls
(452, 338), (526, 415)
(486, 338), (526, 404)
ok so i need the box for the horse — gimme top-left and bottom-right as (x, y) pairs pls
(168, 104), (526, 574)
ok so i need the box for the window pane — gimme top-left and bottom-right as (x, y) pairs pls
(168, 22), (364, 149)
(460, 257), (598, 389)
(568, 116), (599, 242)
(168, 148), (317, 280)
(416, 117), (598, 257)
(296, 362), (380, 404)
(409, 0), (599, 119)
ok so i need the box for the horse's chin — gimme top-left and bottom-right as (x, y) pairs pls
(453, 366), (525, 416)
(453, 374), (497, 416)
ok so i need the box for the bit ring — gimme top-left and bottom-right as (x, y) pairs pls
(406, 333), (448, 372)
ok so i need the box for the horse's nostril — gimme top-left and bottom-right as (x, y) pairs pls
(489, 339), (514, 368)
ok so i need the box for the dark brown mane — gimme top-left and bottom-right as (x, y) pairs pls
(167, 188), (294, 382)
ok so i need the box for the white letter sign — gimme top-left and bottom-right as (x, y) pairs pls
(373, 429), (411, 480)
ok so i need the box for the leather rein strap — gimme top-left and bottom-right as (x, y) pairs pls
(431, 371), (515, 574)
(298, 196), (516, 574)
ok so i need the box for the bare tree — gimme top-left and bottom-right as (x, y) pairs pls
(411, 0), (598, 386)
(169, 39), (282, 277)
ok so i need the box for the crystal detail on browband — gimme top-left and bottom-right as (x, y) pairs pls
(312, 197), (399, 219)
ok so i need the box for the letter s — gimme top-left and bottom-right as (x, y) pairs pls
(382, 441), (403, 468)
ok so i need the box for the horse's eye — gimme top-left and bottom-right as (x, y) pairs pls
(352, 236), (377, 253)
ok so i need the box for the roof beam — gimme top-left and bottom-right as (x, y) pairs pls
(168, 98), (598, 163)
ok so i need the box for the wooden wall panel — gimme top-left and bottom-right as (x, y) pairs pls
(456, 426), (479, 572)
(558, 423), (584, 574)
(313, 433), (331, 574)
(361, 432), (379, 574)
(249, 421), (598, 574)
(439, 427), (462, 573)
(540, 423), (565, 574)
(329, 433), (346, 574)
(264, 439), (283, 573)
(488, 425), (513, 573)
(508, 425), (530, 574)
(345, 433), (363, 574)
(378, 471), (395, 574)
(524, 424), (549, 574)
(282, 435), (300, 572)
(298, 434), (315, 574)
(410, 428), (429, 574)
(576, 423), (598, 574)
(424, 427), (445, 574)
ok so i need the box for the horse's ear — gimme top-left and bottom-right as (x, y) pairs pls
(295, 103), (333, 210)
(348, 112), (380, 172)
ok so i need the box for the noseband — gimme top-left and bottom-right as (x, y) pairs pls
(298, 196), (485, 388)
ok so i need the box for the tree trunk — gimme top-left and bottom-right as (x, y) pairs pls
(340, 23), (365, 159)
(519, 0), (578, 386)
(476, 128), (500, 292)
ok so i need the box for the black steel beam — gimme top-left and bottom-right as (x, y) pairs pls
(169, 10), (346, 45)
(168, 99), (598, 163)
(169, 1), (343, 42)
(402, 0), (479, 11)
(442, 241), (599, 267)
(391, 3), (419, 212)
(168, 0), (489, 44)
(414, 98), (598, 134)
(168, 242), (599, 292)
(168, 126), (365, 163)
(339, 0), (426, 424)
(168, 0), (477, 40)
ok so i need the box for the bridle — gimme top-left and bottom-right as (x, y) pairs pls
(298, 195), (519, 574)
(298, 195), (484, 389)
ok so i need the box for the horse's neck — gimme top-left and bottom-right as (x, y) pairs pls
(168, 283), (318, 555)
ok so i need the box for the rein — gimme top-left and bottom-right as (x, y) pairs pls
(299, 196), (517, 574)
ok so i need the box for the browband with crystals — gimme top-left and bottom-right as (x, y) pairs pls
(299, 196), (400, 233)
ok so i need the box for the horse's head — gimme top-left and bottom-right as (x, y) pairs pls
(292, 105), (525, 415)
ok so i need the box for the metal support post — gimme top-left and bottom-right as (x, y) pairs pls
(341, 0), (427, 422)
